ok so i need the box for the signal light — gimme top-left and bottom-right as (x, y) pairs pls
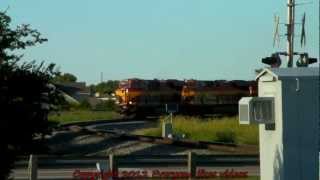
(308, 58), (317, 64)
(262, 52), (317, 67)
(262, 57), (276, 65)
(296, 53), (318, 67)
(262, 53), (281, 67)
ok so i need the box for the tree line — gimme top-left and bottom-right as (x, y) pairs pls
(53, 72), (119, 96)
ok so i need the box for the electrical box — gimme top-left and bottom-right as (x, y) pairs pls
(239, 97), (275, 125)
(239, 67), (319, 180)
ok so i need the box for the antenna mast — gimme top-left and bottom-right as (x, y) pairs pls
(287, 0), (295, 67)
(263, 0), (317, 67)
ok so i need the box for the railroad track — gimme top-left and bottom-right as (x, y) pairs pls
(18, 121), (259, 179)
(52, 117), (258, 154)
(66, 125), (258, 154)
(15, 154), (259, 168)
(56, 117), (153, 129)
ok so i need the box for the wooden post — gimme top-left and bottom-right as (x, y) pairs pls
(28, 154), (38, 180)
(187, 152), (196, 179)
(109, 154), (118, 178)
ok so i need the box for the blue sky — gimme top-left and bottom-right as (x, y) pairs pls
(1, 1), (319, 84)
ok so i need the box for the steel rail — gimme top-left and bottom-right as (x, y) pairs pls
(15, 154), (259, 168)
(66, 125), (258, 154)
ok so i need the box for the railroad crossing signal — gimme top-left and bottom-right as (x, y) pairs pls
(267, 0), (317, 68)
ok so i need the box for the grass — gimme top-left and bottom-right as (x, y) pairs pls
(48, 110), (121, 124)
(134, 116), (259, 145)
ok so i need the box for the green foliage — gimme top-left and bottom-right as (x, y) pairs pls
(78, 99), (92, 110)
(94, 100), (118, 111)
(0, 11), (61, 179)
(57, 99), (91, 111)
(49, 110), (120, 124)
(215, 130), (236, 143)
(0, 12), (47, 64)
(91, 80), (119, 95)
(134, 116), (259, 145)
(53, 72), (77, 83)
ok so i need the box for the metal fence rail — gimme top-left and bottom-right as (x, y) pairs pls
(17, 153), (259, 179)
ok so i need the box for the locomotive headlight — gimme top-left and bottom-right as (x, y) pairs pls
(129, 101), (133, 105)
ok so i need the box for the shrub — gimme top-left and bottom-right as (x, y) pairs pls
(94, 100), (117, 111)
(78, 99), (92, 110)
(0, 11), (61, 179)
(215, 130), (236, 143)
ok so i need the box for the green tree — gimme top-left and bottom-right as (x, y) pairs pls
(0, 11), (61, 179)
(53, 72), (77, 83)
(94, 100), (118, 111)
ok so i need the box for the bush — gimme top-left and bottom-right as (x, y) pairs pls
(58, 99), (92, 111)
(94, 100), (117, 111)
(215, 130), (236, 143)
(0, 11), (61, 179)
(0, 61), (60, 179)
(78, 99), (92, 110)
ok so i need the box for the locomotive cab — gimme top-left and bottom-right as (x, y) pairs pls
(114, 79), (184, 118)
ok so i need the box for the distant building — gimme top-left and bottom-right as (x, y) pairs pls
(55, 82), (91, 102)
(56, 82), (100, 106)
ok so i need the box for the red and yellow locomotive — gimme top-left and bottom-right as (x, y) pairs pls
(115, 79), (183, 117)
(115, 78), (257, 117)
(181, 80), (257, 115)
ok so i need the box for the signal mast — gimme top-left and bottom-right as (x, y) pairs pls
(262, 0), (317, 67)
(287, 0), (295, 67)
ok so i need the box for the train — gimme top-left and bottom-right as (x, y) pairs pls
(114, 78), (257, 118)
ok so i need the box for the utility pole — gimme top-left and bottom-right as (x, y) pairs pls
(100, 72), (103, 83)
(287, 0), (295, 67)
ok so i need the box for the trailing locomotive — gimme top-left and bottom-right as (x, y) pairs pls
(115, 78), (257, 117)
(181, 80), (257, 115)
